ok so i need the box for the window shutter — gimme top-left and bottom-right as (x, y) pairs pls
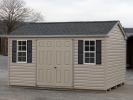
(78, 40), (83, 64)
(27, 40), (32, 63)
(12, 40), (17, 63)
(96, 40), (102, 64)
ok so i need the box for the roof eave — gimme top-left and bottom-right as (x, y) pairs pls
(8, 35), (108, 38)
(117, 22), (127, 40)
(0, 35), (8, 37)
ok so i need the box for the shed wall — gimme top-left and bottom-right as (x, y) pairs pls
(8, 38), (36, 86)
(73, 38), (107, 90)
(9, 37), (107, 90)
(105, 25), (126, 89)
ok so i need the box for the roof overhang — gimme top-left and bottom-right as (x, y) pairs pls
(7, 35), (108, 38)
(0, 35), (8, 37)
(117, 22), (127, 40)
(107, 21), (127, 40)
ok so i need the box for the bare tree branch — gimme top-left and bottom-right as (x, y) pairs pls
(0, 0), (44, 34)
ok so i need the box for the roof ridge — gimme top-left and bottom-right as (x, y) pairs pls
(27, 20), (119, 24)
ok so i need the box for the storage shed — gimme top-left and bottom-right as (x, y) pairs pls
(8, 21), (126, 90)
(124, 28), (133, 68)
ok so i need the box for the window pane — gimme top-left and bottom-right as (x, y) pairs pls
(18, 46), (21, 50)
(18, 52), (22, 56)
(85, 58), (89, 63)
(22, 52), (26, 56)
(85, 41), (89, 45)
(85, 47), (89, 51)
(85, 53), (90, 57)
(90, 53), (94, 57)
(90, 41), (95, 45)
(22, 57), (26, 61)
(18, 57), (26, 62)
(18, 52), (26, 56)
(22, 41), (26, 45)
(22, 46), (26, 51)
(90, 46), (95, 51)
(18, 41), (22, 45)
(18, 57), (22, 61)
(90, 58), (94, 63)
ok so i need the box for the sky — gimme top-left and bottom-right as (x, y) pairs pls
(25, 0), (133, 27)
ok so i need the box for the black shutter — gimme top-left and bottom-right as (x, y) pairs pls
(12, 40), (17, 63)
(96, 40), (102, 64)
(27, 40), (32, 63)
(78, 40), (83, 64)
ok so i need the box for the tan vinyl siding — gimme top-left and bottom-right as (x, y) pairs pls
(8, 38), (36, 86)
(105, 25), (126, 89)
(73, 38), (107, 90)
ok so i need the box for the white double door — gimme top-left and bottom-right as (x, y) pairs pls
(37, 39), (73, 87)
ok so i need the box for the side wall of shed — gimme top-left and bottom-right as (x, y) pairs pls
(105, 25), (126, 89)
(8, 38), (36, 86)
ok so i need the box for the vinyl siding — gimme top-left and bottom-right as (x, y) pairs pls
(105, 25), (126, 89)
(8, 38), (36, 86)
(73, 38), (107, 90)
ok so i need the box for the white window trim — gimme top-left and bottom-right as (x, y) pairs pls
(83, 40), (96, 64)
(16, 40), (27, 63)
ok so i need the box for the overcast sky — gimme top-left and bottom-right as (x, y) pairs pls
(25, 0), (133, 27)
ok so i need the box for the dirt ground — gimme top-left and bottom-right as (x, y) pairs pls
(0, 55), (133, 100)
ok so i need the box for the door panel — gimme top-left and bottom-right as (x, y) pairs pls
(37, 39), (73, 87)
(54, 40), (72, 86)
(37, 40), (55, 86)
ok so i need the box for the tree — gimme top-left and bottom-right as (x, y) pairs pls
(0, 0), (44, 55)
(0, 0), (44, 34)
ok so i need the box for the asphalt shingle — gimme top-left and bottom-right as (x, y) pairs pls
(124, 28), (133, 33)
(10, 21), (118, 36)
(124, 28), (133, 37)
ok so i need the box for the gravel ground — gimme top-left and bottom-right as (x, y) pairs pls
(0, 56), (133, 100)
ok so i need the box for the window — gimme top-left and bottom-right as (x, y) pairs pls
(84, 40), (96, 64)
(17, 40), (27, 63)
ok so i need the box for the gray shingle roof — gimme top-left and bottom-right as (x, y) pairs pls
(124, 28), (133, 33)
(0, 31), (2, 35)
(124, 28), (133, 37)
(0, 31), (5, 35)
(10, 21), (118, 36)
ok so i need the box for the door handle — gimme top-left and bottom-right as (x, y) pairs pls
(54, 67), (57, 69)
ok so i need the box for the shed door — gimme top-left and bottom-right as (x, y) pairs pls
(37, 39), (73, 87)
